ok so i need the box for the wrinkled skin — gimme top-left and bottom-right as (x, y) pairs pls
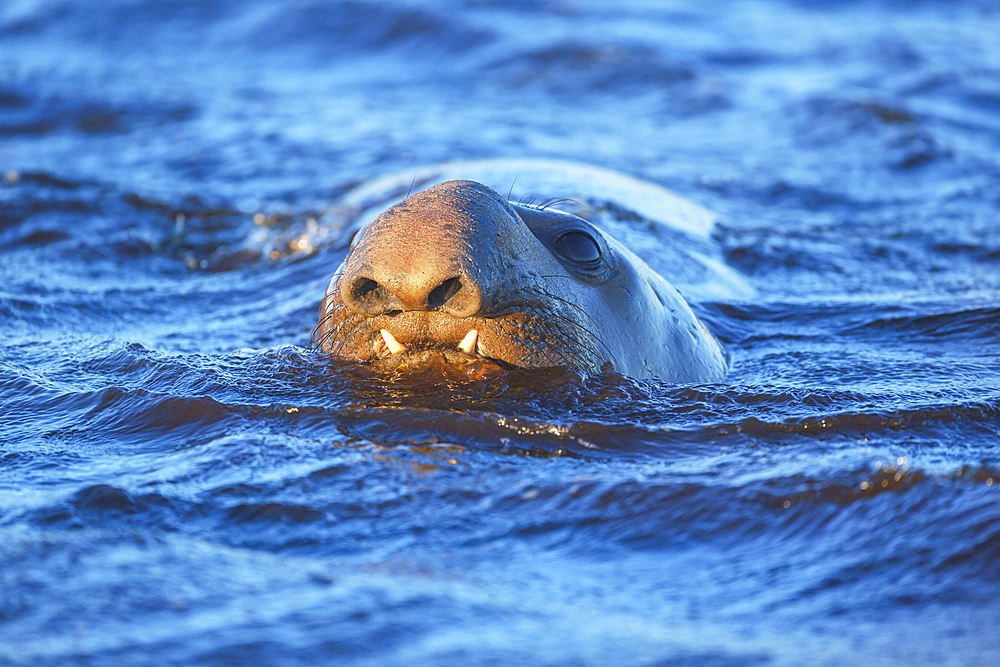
(312, 180), (727, 382)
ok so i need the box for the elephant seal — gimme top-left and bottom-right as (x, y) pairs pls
(311, 177), (728, 382)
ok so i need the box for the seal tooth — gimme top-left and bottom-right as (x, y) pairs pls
(458, 329), (478, 354)
(380, 329), (407, 355)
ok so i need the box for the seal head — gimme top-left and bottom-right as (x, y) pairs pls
(313, 180), (727, 382)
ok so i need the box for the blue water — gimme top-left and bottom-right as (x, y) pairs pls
(2, 1), (999, 664)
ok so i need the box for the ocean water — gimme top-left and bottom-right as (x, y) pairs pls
(1, 1), (999, 664)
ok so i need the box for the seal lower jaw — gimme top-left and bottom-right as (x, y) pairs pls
(376, 327), (509, 372)
(372, 344), (513, 380)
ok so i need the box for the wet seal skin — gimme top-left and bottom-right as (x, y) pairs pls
(311, 180), (727, 382)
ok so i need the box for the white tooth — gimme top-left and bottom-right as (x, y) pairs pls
(380, 329), (407, 354)
(458, 329), (478, 354)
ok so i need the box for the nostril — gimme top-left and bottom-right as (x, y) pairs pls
(348, 277), (387, 307)
(350, 277), (378, 298)
(427, 277), (463, 310)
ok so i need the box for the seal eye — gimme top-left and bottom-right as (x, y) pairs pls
(555, 231), (601, 266)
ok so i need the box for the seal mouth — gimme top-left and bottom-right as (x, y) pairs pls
(313, 301), (604, 374)
(371, 324), (517, 369)
(378, 328), (478, 358)
(369, 328), (519, 378)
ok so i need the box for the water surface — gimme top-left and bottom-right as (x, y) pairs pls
(1, 1), (999, 664)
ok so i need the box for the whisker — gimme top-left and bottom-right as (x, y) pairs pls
(307, 270), (347, 350)
(527, 286), (621, 371)
(537, 197), (582, 212)
(406, 171), (418, 198)
(310, 305), (360, 356)
(507, 176), (519, 203)
(510, 284), (620, 372)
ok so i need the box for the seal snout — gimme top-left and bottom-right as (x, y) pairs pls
(338, 181), (514, 320)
